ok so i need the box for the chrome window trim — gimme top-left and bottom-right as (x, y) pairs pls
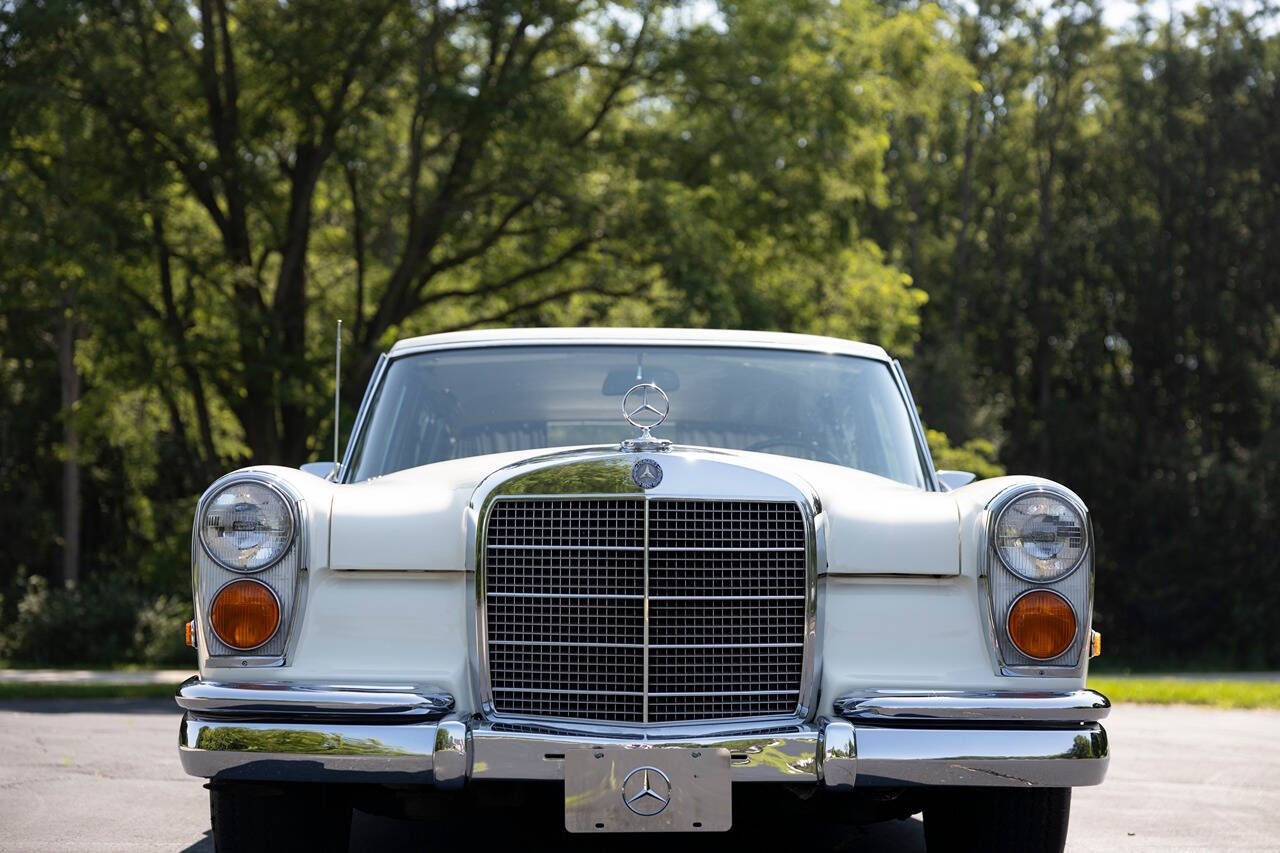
(193, 470), (311, 669)
(337, 352), (388, 484)
(342, 340), (932, 490)
(890, 358), (942, 492)
(980, 483), (1094, 678)
(991, 488), (1090, 582)
(465, 451), (822, 732)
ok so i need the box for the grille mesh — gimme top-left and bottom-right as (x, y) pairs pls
(484, 497), (807, 724)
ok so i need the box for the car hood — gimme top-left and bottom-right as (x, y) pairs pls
(323, 445), (962, 576)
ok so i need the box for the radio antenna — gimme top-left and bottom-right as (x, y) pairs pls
(333, 319), (342, 481)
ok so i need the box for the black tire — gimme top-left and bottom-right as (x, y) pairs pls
(923, 787), (1071, 853)
(210, 782), (352, 853)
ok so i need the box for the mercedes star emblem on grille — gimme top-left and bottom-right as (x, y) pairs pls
(631, 458), (663, 489)
(621, 766), (671, 816)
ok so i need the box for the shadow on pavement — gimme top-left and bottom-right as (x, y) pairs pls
(347, 808), (925, 852)
(179, 831), (213, 852)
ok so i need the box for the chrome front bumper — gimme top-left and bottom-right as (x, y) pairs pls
(176, 679), (1110, 789)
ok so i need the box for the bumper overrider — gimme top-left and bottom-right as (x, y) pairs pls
(176, 678), (1110, 789)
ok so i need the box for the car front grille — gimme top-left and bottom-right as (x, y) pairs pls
(483, 497), (808, 724)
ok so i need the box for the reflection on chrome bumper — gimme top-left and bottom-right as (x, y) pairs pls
(833, 689), (1111, 723)
(176, 681), (1110, 789)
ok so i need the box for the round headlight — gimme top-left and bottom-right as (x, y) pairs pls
(993, 490), (1087, 581)
(199, 480), (295, 571)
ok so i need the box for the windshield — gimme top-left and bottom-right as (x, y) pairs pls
(344, 345), (927, 487)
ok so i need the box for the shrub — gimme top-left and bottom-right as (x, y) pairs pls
(133, 594), (194, 666)
(926, 429), (1006, 480)
(0, 574), (192, 667)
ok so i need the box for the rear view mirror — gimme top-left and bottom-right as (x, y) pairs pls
(937, 470), (977, 491)
(602, 366), (680, 395)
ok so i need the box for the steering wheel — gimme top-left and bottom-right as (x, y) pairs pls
(746, 437), (842, 466)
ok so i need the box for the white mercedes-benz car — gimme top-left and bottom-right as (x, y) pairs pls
(176, 328), (1108, 852)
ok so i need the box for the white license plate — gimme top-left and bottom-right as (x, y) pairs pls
(564, 747), (732, 833)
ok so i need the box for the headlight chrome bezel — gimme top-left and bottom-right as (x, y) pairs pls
(991, 487), (1090, 583)
(984, 483), (1094, 676)
(197, 477), (299, 573)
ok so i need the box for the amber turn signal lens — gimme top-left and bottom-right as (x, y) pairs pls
(1007, 589), (1076, 660)
(210, 579), (280, 651)
(185, 620), (195, 648)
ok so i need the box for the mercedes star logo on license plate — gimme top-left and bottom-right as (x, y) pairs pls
(621, 765), (671, 816)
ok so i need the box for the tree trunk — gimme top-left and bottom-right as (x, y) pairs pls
(58, 285), (81, 585)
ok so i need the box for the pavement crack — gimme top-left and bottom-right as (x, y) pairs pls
(948, 763), (1035, 786)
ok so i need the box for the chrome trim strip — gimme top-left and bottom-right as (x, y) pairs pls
(486, 592), (645, 600)
(642, 498), (650, 724)
(487, 544), (645, 552)
(175, 677), (454, 719)
(496, 687), (645, 697)
(833, 689), (1111, 723)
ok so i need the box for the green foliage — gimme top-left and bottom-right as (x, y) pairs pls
(0, 0), (1277, 670)
(925, 429), (1005, 480)
(876, 1), (1280, 668)
(0, 575), (193, 667)
(133, 594), (196, 666)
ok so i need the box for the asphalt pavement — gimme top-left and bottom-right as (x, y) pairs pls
(0, 700), (1276, 851)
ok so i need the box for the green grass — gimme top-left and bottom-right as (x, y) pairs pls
(0, 682), (180, 701)
(1090, 677), (1280, 710)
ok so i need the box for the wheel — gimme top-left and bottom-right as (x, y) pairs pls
(923, 787), (1071, 853)
(210, 782), (352, 853)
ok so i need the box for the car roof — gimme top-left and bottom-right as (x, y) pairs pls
(387, 327), (893, 362)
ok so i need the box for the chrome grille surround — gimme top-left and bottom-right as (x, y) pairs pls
(470, 451), (820, 729)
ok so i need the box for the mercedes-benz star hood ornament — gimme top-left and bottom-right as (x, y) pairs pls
(621, 382), (671, 453)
